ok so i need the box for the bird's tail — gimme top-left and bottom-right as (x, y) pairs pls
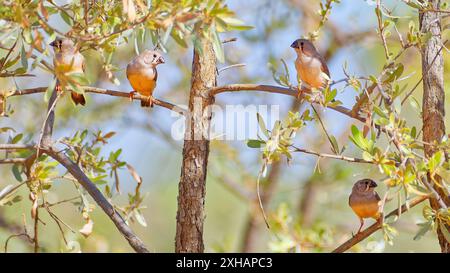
(71, 92), (86, 106)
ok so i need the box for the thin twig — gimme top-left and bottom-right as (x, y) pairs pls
(420, 176), (447, 209)
(4, 233), (33, 253)
(43, 196), (81, 208)
(310, 104), (336, 153)
(218, 63), (246, 74)
(291, 146), (374, 164)
(222, 37), (237, 44)
(376, 0), (390, 60)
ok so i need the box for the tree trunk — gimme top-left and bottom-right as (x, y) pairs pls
(175, 33), (216, 253)
(420, 0), (449, 253)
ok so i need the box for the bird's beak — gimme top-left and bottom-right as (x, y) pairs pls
(49, 41), (57, 47)
(158, 56), (165, 64)
(290, 41), (298, 49)
(369, 181), (378, 188)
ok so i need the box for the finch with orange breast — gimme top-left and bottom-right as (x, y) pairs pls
(290, 38), (331, 97)
(50, 38), (86, 106)
(126, 50), (165, 107)
(349, 179), (382, 234)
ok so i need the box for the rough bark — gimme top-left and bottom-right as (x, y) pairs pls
(420, 0), (450, 253)
(175, 32), (216, 253)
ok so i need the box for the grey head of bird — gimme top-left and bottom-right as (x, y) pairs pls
(352, 179), (378, 195)
(50, 38), (76, 54)
(290, 38), (318, 56)
(140, 50), (165, 67)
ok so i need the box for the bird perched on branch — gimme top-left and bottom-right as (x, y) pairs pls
(349, 179), (382, 234)
(50, 38), (86, 106)
(290, 38), (331, 97)
(126, 50), (165, 107)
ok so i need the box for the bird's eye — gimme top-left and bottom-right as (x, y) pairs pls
(153, 54), (157, 58)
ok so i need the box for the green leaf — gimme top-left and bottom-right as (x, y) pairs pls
(247, 139), (265, 148)
(20, 45), (28, 70)
(109, 149), (122, 162)
(3, 55), (20, 69)
(373, 105), (388, 119)
(362, 151), (373, 161)
(329, 135), (339, 155)
(349, 125), (368, 151)
(69, 73), (89, 86)
(211, 28), (224, 63)
(439, 220), (450, 243)
(384, 63), (404, 83)
(414, 221), (433, 241)
(60, 11), (73, 26)
(411, 126), (417, 138)
(171, 29), (188, 48)
(11, 133), (23, 144)
(12, 164), (23, 182)
(13, 67), (27, 74)
(227, 24), (254, 31)
(257, 113), (269, 138)
(0, 127), (15, 133)
(0, 184), (22, 206)
(428, 151), (444, 172)
(162, 22), (173, 46)
(44, 79), (57, 102)
(133, 209), (147, 227)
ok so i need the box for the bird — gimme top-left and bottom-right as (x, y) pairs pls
(126, 50), (165, 107)
(349, 179), (382, 234)
(290, 38), (331, 97)
(50, 38), (86, 106)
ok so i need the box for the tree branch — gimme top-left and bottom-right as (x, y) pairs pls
(332, 195), (430, 253)
(7, 87), (186, 115)
(0, 158), (26, 164)
(44, 146), (149, 253)
(210, 84), (366, 122)
(0, 144), (36, 150)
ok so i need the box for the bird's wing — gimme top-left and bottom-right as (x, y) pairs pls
(317, 53), (330, 77)
(153, 67), (158, 81)
(374, 191), (381, 202)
